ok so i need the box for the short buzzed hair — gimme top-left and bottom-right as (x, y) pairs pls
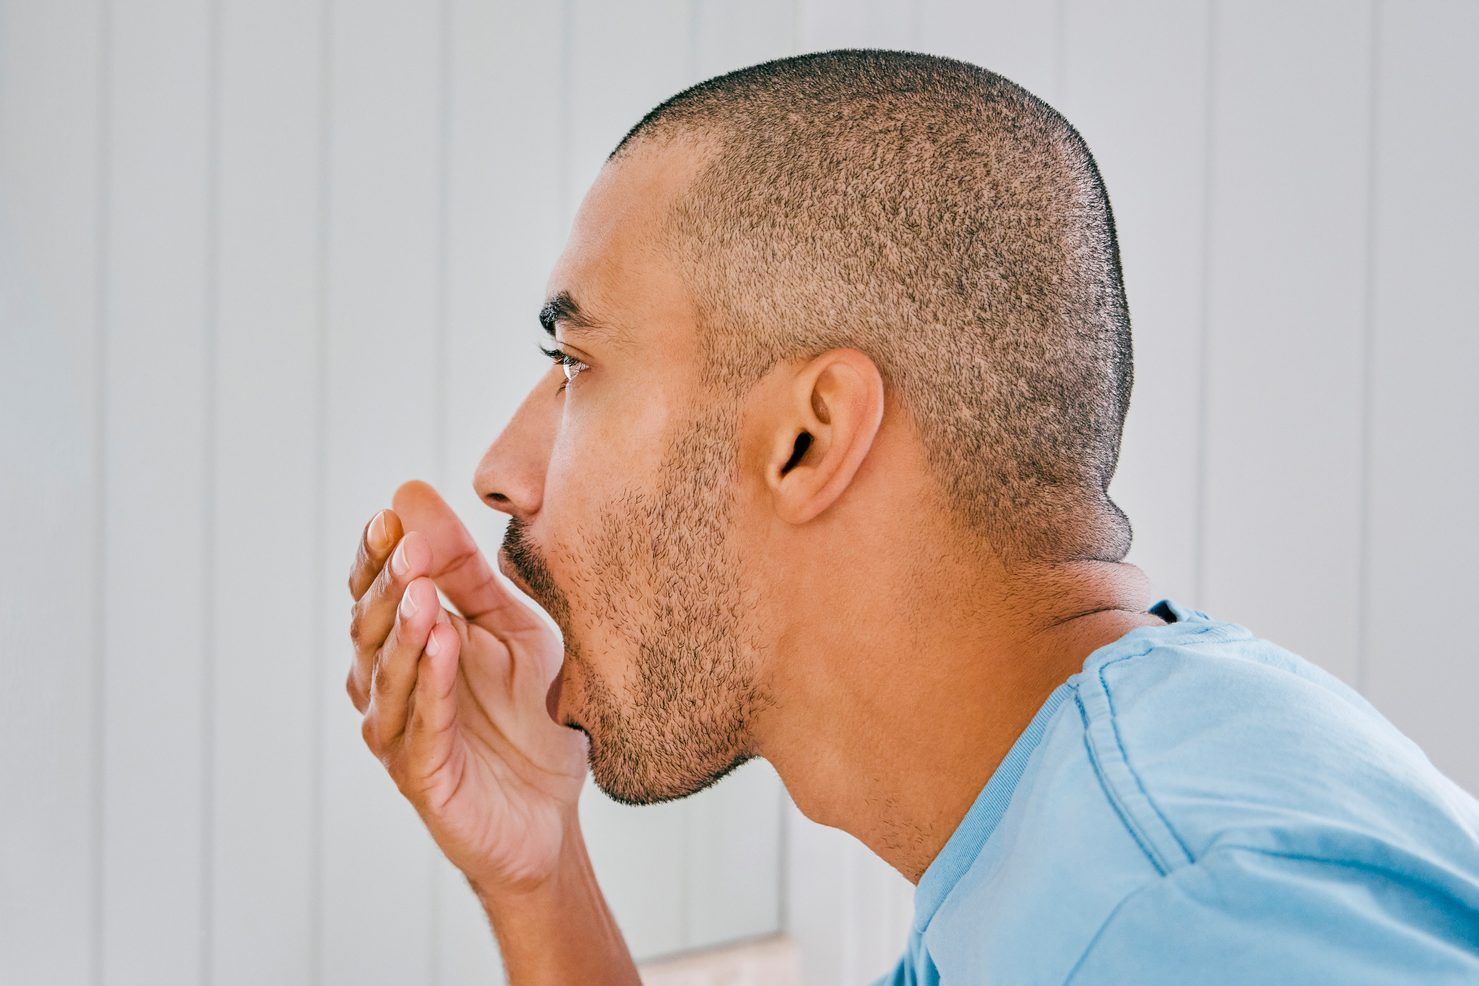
(611, 48), (1134, 568)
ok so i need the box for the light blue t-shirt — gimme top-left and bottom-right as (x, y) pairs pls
(872, 598), (1479, 984)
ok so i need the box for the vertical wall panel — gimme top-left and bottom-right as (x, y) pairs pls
(798, 0), (913, 52)
(783, 799), (858, 985)
(102, 1), (214, 981)
(782, 6), (934, 983)
(211, 2), (322, 983)
(564, 472), (688, 952)
(681, 0), (796, 954)
(433, 1), (567, 983)
(693, 0), (795, 78)
(784, 796), (916, 986)
(916, 0), (1059, 103)
(319, 2), (444, 983)
(562, 0), (693, 226)
(0, 3), (103, 984)
(682, 759), (786, 949)
(562, 0), (696, 962)
(1200, 0), (1373, 684)
(441, 0), (566, 549)
(1060, 0), (1210, 604)
(1364, 0), (1479, 795)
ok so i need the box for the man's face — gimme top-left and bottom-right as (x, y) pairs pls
(474, 141), (771, 806)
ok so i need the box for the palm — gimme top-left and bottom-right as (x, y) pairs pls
(389, 480), (588, 889)
(409, 616), (588, 886)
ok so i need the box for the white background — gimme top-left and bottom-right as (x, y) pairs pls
(2, 1), (1475, 984)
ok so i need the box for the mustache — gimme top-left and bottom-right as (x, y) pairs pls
(502, 517), (558, 602)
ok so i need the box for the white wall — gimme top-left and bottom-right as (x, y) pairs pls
(2, 2), (1474, 985)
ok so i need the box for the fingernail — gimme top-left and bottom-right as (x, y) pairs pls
(369, 511), (390, 551)
(400, 585), (418, 619)
(426, 630), (441, 657)
(390, 539), (409, 578)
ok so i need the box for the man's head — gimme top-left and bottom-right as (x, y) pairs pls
(475, 48), (1135, 806)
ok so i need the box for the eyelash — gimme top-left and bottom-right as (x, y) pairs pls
(539, 344), (590, 393)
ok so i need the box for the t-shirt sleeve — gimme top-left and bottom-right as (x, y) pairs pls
(1065, 844), (1479, 984)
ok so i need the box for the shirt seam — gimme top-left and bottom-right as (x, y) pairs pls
(1063, 865), (1168, 983)
(1097, 651), (1198, 866)
(1075, 690), (1170, 876)
(1077, 643), (1199, 875)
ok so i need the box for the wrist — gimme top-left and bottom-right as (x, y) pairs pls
(468, 812), (588, 912)
(469, 816), (640, 985)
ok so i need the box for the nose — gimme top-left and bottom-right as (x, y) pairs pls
(472, 369), (561, 519)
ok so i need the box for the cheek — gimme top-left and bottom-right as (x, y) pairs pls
(547, 381), (676, 496)
(562, 602), (646, 707)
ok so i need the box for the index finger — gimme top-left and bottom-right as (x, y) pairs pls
(391, 479), (549, 639)
(348, 508), (404, 601)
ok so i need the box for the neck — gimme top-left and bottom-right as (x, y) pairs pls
(754, 548), (1166, 884)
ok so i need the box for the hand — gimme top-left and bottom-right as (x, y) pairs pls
(346, 479), (588, 894)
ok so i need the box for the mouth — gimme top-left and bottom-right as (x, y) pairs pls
(500, 549), (578, 730)
(546, 665), (586, 734)
(546, 670), (564, 722)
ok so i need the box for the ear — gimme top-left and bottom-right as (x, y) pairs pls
(764, 348), (885, 526)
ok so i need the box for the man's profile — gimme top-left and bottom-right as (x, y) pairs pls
(343, 49), (1479, 983)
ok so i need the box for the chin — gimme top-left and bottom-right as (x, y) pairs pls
(587, 750), (719, 808)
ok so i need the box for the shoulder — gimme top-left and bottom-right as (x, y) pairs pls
(1071, 610), (1479, 867)
(1063, 841), (1479, 984)
(910, 606), (1479, 983)
(1052, 608), (1479, 978)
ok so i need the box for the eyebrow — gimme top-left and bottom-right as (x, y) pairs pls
(538, 290), (621, 343)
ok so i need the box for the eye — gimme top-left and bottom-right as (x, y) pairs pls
(539, 344), (590, 394)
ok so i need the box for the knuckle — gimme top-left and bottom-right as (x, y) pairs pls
(350, 614), (372, 652)
(388, 763), (410, 799)
(348, 540), (371, 595)
(366, 566), (392, 612)
(360, 713), (377, 750)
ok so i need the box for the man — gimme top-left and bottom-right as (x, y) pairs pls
(343, 49), (1479, 983)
